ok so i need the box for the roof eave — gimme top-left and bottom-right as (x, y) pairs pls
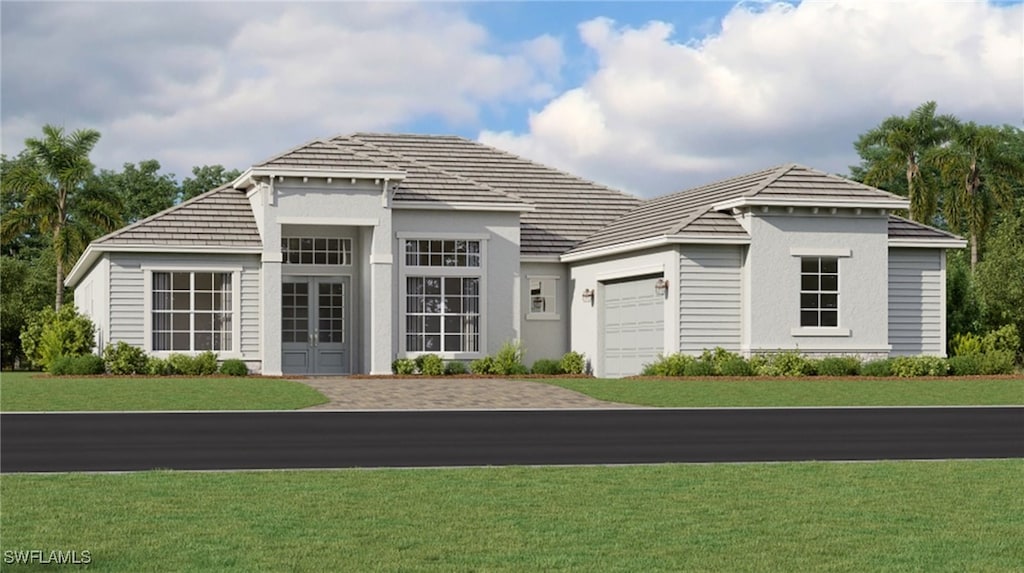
(232, 167), (407, 190)
(66, 244), (263, 288)
(561, 234), (750, 263)
(888, 238), (968, 249)
(711, 197), (910, 212)
(393, 200), (535, 213)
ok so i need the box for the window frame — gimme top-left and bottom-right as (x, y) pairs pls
(397, 234), (488, 359)
(799, 256), (839, 328)
(143, 266), (243, 357)
(526, 275), (560, 320)
(280, 236), (353, 266)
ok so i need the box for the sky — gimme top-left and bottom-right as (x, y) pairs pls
(2, 1), (1022, 198)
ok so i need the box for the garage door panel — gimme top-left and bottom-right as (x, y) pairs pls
(602, 277), (665, 378)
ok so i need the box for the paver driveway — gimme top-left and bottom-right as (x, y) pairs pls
(294, 377), (633, 410)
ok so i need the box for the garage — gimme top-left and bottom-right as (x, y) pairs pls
(601, 274), (665, 377)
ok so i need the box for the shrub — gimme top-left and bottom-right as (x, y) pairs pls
(981, 324), (1020, 357)
(418, 354), (445, 376)
(147, 356), (175, 376)
(559, 351), (587, 375)
(683, 360), (715, 377)
(890, 355), (949, 377)
(947, 354), (983, 376)
(21, 305), (96, 371)
(492, 340), (528, 376)
(103, 341), (149, 375)
(753, 351), (817, 376)
(979, 351), (1016, 375)
(817, 356), (862, 377)
(194, 351), (219, 375)
(641, 353), (694, 377)
(861, 359), (893, 377)
(444, 361), (467, 376)
(392, 358), (416, 375)
(700, 347), (746, 375)
(718, 357), (754, 377)
(531, 358), (564, 375)
(49, 354), (105, 376)
(219, 359), (249, 376)
(950, 332), (984, 357)
(470, 356), (494, 375)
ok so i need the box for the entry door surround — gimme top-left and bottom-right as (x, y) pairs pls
(282, 276), (351, 374)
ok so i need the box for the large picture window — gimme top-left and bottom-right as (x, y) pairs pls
(402, 238), (483, 354)
(800, 257), (838, 327)
(152, 271), (233, 351)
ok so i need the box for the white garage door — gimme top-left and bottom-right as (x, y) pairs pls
(602, 275), (665, 378)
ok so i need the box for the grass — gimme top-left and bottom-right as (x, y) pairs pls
(0, 372), (328, 411)
(543, 377), (1024, 407)
(1, 460), (1021, 571)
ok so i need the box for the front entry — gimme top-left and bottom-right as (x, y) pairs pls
(282, 277), (351, 374)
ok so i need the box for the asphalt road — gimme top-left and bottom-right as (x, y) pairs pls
(2, 407), (1021, 473)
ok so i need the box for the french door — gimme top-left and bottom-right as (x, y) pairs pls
(281, 277), (350, 374)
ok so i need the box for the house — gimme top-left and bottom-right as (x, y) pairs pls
(66, 134), (966, 377)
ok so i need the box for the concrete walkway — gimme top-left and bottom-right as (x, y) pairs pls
(294, 377), (633, 410)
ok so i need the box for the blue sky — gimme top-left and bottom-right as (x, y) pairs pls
(2, 1), (1021, 196)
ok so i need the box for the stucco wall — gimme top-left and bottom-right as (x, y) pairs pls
(569, 248), (679, 377)
(520, 261), (571, 364)
(392, 208), (521, 358)
(744, 212), (890, 355)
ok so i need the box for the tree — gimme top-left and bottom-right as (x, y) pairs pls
(181, 164), (241, 200)
(0, 125), (122, 309)
(853, 101), (956, 222)
(933, 123), (1024, 269)
(975, 203), (1024, 359)
(0, 248), (56, 368)
(93, 159), (180, 223)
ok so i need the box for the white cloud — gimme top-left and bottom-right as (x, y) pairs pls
(1, 2), (563, 178)
(481, 1), (1024, 196)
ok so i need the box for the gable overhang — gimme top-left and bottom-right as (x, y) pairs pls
(561, 234), (751, 264)
(393, 200), (535, 213)
(231, 167), (407, 190)
(711, 197), (910, 212)
(888, 238), (967, 249)
(66, 243), (263, 288)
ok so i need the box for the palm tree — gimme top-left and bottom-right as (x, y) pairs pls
(1, 125), (122, 309)
(854, 101), (957, 222)
(932, 123), (1024, 269)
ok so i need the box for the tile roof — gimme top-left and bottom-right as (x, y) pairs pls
(888, 216), (964, 241)
(254, 139), (399, 172)
(92, 185), (261, 248)
(348, 133), (641, 255)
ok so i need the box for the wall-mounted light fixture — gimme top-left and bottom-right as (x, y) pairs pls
(581, 288), (594, 303)
(655, 278), (669, 295)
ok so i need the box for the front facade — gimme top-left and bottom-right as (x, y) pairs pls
(67, 135), (964, 377)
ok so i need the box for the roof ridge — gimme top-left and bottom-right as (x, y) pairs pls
(344, 135), (527, 204)
(93, 183), (237, 245)
(664, 165), (784, 235)
(255, 137), (403, 172)
(252, 137), (325, 168)
(321, 137), (405, 172)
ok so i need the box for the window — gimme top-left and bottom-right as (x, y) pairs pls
(800, 257), (838, 327)
(527, 277), (558, 318)
(281, 237), (352, 265)
(402, 238), (483, 354)
(405, 240), (480, 267)
(152, 272), (233, 351)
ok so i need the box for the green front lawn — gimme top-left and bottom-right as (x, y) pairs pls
(1, 460), (1021, 571)
(0, 372), (327, 411)
(544, 377), (1024, 407)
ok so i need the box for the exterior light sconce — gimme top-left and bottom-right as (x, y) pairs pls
(581, 288), (595, 303)
(655, 278), (669, 295)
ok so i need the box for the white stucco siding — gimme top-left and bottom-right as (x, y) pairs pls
(888, 248), (945, 356)
(744, 213), (890, 356)
(392, 209), (521, 358)
(520, 261), (570, 364)
(569, 248), (679, 377)
(679, 245), (743, 354)
(107, 253), (261, 359)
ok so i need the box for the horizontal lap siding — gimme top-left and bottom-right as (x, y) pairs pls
(108, 253), (261, 357)
(888, 249), (942, 355)
(679, 245), (743, 353)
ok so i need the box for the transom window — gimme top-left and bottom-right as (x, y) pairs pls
(405, 277), (480, 353)
(405, 240), (480, 267)
(281, 237), (352, 265)
(800, 257), (839, 327)
(152, 272), (233, 351)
